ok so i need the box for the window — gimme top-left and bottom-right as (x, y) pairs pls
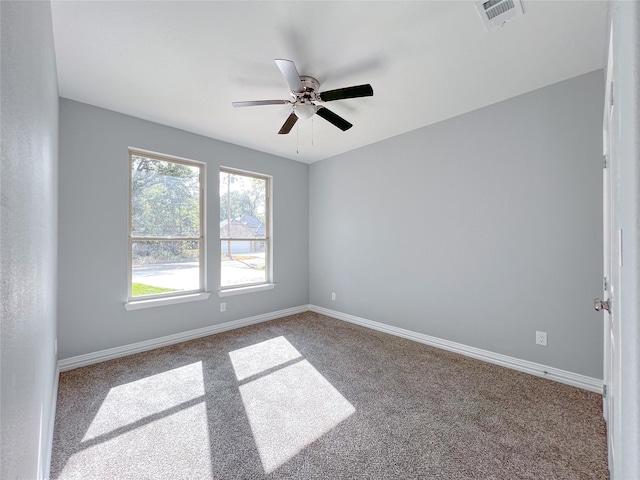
(128, 150), (205, 301)
(220, 168), (271, 290)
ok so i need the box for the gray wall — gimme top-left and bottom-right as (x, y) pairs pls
(1, 2), (59, 478)
(58, 99), (309, 359)
(310, 70), (604, 379)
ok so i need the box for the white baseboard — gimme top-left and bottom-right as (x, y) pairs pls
(308, 305), (603, 393)
(57, 303), (603, 393)
(57, 305), (308, 372)
(43, 363), (59, 480)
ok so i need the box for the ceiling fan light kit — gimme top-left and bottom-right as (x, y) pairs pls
(294, 103), (315, 120)
(232, 59), (373, 135)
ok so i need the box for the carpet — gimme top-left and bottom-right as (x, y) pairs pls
(51, 311), (608, 479)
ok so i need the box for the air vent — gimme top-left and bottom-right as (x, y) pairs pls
(476, 0), (524, 30)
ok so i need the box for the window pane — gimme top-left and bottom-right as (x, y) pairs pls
(220, 172), (266, 240)
(132, 240), (200, 296)
(131, 155), (200, 238)
(221, 241), (267, 287)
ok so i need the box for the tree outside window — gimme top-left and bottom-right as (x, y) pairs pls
(129, 151), (204, 299)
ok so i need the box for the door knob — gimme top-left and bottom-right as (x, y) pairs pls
(594, 298), (610, 313)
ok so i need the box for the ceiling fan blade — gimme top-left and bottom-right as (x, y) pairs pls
(315, 107), (353, 131)
(232, 100), (290, 107)
(319, 84), (374, 102)
(278, 113), (298, 134)
(275, 59), (305, 93)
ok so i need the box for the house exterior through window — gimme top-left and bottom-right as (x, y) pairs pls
(220, 168), (270, 289)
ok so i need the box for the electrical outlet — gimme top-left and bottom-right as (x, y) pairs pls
(536, 331), (547, 346)
(331, 292), (336, 301)
(220, 302), (226, 312)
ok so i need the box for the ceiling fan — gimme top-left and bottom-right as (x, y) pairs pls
(232, 59), (374, 134)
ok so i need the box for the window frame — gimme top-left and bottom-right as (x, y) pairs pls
(127, 148), (206, 303)
(219, 166), (272, 293)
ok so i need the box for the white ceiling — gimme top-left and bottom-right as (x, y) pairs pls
(50, 1), (608, 164)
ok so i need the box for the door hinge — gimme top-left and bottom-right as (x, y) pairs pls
(603, 384), (607, 398)
(609, 80), (613, 107)
(611, 81), (613, 106)
(603, 155), (607, 169)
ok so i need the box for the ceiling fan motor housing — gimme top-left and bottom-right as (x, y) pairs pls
(299, 76), (320, 95)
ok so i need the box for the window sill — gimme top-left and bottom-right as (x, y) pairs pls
(125, 292), (211, 311)
(218, 283), (276, 297)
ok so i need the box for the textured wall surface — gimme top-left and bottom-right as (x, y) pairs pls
(58, 99), (309, 359)
(0, 1), (59, 478)
(310, 70), (604, 379)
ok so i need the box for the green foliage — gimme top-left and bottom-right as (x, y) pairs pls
(131, 156), (201, 262)
(220, 190), (254, 221)
(132, 283), (177, 296)
(220, 173), (266, 223)
(132, 241), (198, 263)
(131, 156), (200, 238)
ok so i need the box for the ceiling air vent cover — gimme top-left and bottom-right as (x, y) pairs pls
(476, 0), (524, 30)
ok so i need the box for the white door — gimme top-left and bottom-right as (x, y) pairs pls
(601, 27), (620, 475)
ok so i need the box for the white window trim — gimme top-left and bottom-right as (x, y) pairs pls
(125, 292), (211, 310)
(127, 148), (207, 306)
(218, 283), (275, 297)
(219, 166), (273, 292)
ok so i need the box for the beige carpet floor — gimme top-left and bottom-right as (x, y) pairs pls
(51, 311), (608, 479)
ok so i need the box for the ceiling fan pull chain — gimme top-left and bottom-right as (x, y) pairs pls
(296, 124), (299, 154)
(312, 116), (314, 146)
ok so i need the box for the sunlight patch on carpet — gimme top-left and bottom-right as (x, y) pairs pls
(58, 362), (213, 478)
(229, 335), (302, 381)
(82, 361), (206, 442)
(230, 337), (355, 473)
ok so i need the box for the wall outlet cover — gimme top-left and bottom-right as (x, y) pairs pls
(536, 331), (547, 346)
